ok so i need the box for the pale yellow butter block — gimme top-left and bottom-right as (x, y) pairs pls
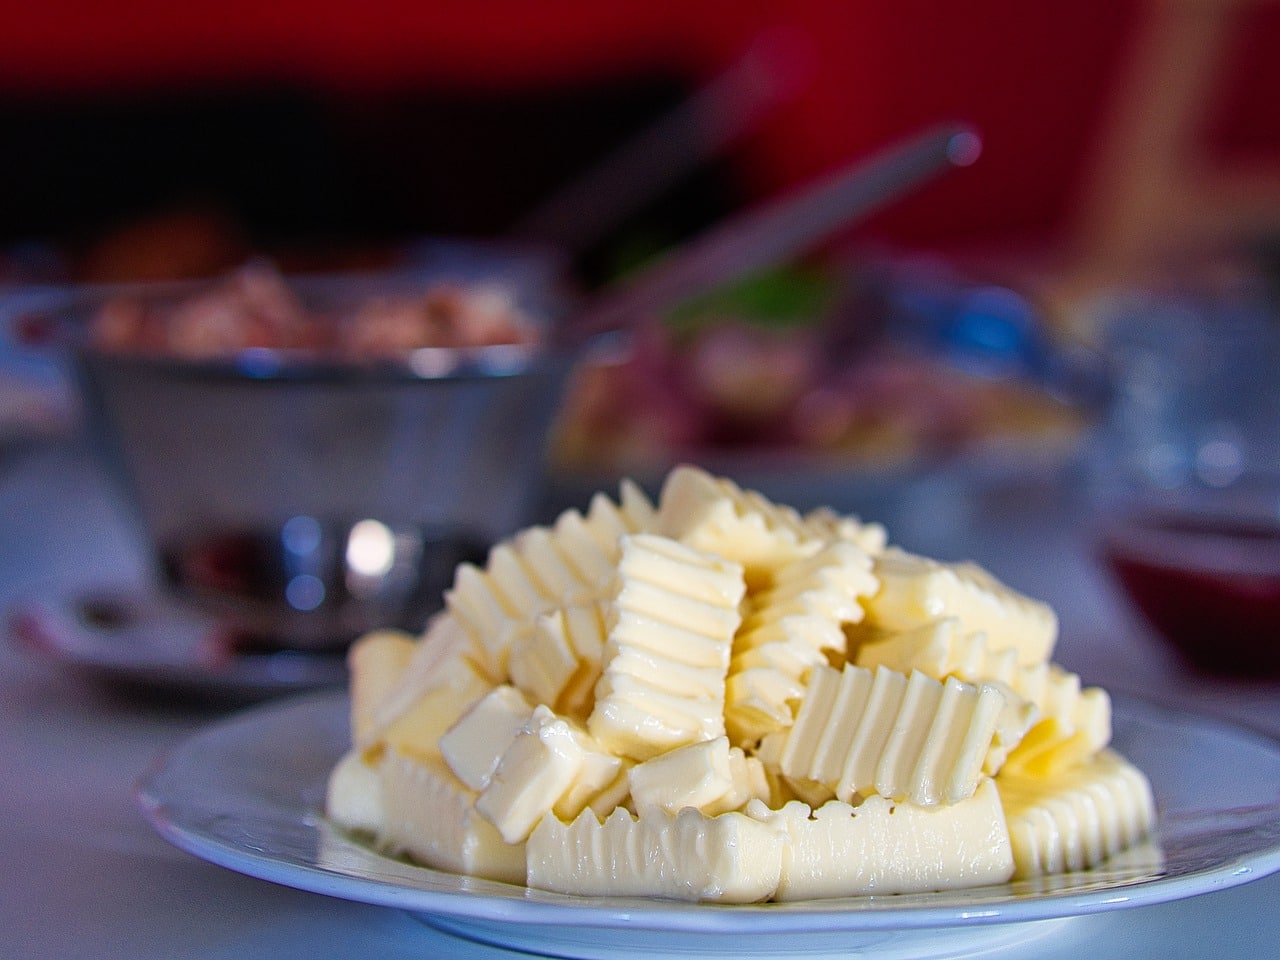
(724, 666), (808, 746)
(802, 505), (888, 555)
(854, 621), (1106, 777)
(981, 680), (1040, 776)
(553, 738), (625, 822)
(526, 805), (785, 903)
(444, 512), (608, 682)
(779, 775), (837, 810)
(443, 563), (510, 638)
(443, 564), (521, 679)
(585, 762), (635, 820)
(704, 747), (772, 816)
(744, 539), (878, 628)
(551, 508), (616, 588)
(617, 578), (742, 639)
(731, 636), (829, 676)
(507, 609), (578, 712)
(775, 663), (1005, 807)
(806, 664), (909, 800)
(883, 671), (1005, 806)
(582, 491), (631, 551)
(588, 534), (743, 760)
(378, 748), (525, 885)
(997, 748), (1156, 878)
(726, 540), (879, 746)
(588, 686), (723, 761)
(476, 706), (588, 844)
(1002, 691), (1113, 779)
(605, 614), (733, 671)
(346, 629), (416, 747)
(628, 737), (735, 815)
(855, 622), (1102, 744)
(557, 601), (611, 718)
(513, 525), (590, 603)
(487, 542), (547, 612)
(617, 532), (747, 611)
(445, 488), (650, 686)
(734, 615), (845, 661)
(863, 548), (1058, 667)
(855, 617), (1020, 686)
(772, 661), (850, 786)
(369, 613), (490, 738)
(618, 476), (658, 526)
(656, 465), (824, 585)
(750, 777), (1014, 900)
(376, 656), (492, 763)
(508, 600), (610, 719)
(562, 481), (656, 581)
(439, 685), (534, 791)
(325, 748), (384, 836)
(598, 646), (727, 701)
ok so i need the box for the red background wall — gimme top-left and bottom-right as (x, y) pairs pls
(1, 2), (1276, 260)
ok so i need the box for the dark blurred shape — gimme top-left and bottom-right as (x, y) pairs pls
(81, 206), (249, 283)
(0, 75), (741, 286)
(1, 87), (339, 257)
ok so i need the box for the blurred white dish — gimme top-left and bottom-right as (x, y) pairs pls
(136, 690), (1280, 959)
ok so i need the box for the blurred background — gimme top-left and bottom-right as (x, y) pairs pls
(4, 0), (1280, 421)
(2, 0), (1279, 682)
(0, 1), (1271, 285)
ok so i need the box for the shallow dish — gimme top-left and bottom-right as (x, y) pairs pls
(9, 586), (347, 704)
(136, 690), (1280, 960)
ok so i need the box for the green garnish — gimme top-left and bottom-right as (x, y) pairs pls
(665, 266), (836, 335)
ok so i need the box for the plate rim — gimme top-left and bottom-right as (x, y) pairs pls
(136, 688), (1280, 935)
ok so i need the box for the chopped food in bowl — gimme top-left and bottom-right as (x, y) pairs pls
(87, 261), (544, 365)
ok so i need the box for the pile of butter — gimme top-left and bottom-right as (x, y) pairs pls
(326, 465), (1155, 903)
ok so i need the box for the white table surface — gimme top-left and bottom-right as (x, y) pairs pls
(2, 437), (1278, 960)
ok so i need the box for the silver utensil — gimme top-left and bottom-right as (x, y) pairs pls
(571, 123), (981, 342)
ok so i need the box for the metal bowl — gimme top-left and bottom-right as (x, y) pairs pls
(43, 250), (576, 650)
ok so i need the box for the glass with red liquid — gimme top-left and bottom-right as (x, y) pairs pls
(1090, 278), (1280, 676)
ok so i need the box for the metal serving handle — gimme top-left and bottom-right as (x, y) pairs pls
(567, 122), (982, 345)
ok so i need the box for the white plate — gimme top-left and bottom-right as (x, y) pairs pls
(136, 691), (1280, 960)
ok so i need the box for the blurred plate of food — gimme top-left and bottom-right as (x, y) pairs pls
(548, 255), (1099, 511)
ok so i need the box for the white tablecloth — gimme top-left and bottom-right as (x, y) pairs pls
(2, 439), (1277, 959)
